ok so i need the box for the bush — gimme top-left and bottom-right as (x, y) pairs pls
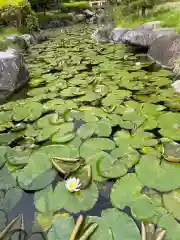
(62, 1), (90, 12)
(0, 0), (39, 33)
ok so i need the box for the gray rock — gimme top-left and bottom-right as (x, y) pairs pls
(21, 34), (36, 45)
(83, 9), (95, 17)
(122, 29), (177, 48)
(110, 28), (130, 43)
(147, 34), (180, 69)
(0, 48), (29, 100)
(171, 80), (180, 93)
(92, 24), (114, 43)
(137, 21), (161, 31)
(6, 35), (28, 51)
(32, 31), (48, 43)
(72, 14), (86, 23)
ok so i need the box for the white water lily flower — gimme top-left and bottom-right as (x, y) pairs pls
(135, 62), (141, 66)
(65, 177), (81, 192)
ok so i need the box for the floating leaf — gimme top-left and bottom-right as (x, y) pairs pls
(71, 164), (92, 189)
(162, 141), (180, 163)
(80, 138), (115, 159)
(110, 173), (143, 209)
(51, 123), (75, 143)
(0, 146), (10, 168)
(159, 214), (180, 240)
(6, 146), (32, 166)
(13, 102), (43, 122)
(47, 215), (74, 240)
(0, 166), (17, 190)
(101, 208), (141, 240)
(163, 190), (180, 220)
(3, 187), (23, 212)
(136, 155), (180, 191)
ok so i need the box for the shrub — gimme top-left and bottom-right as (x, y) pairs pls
(0, 0), (39, 33)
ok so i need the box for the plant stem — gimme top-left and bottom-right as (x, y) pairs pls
(156, 230), (166, 240)
(69, 215), (84, 240)
(79, 223), (98, 240)
(141, 222), (146, 240)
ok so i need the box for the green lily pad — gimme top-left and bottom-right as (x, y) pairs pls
(0, 132), (20, 146)
(0, 166), (17, 190)
(158, 112), (180, 141)
(3, 187), (23, 212)
(6, 146), (32, 166)
(34, 184), (69, 214)
(47, 215), (74, 240)
(98, 153), (127, 179)
(102, 90), (132, 107)
(36, 126), (61, 142)
(162, 141), (180, 162)
(13, 102), (43, 122)
(0, 209), (7, 231)
(63, 181), (98, 213)
(17, 145), (71, 190)
(114, 129), (158, 149)
(0, 146), (10, 168)
(71, 164), (92, 189)
(85, 216), (113, 240)
(136, 155), (180, 191)
(111, 145), (140, 168)
(163, 190), (180, 220)
(158, 214), (180, 240)
(110, 173), (143, 209)
(80, 138), (115, 159)
(86, 152), (108, 182)
(101, 208), (141, 240)
(51, 123), (75, 143)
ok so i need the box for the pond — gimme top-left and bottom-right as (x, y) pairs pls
(0, 24), (180, 239)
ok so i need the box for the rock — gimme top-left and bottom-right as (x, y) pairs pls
(83, 9), (95, 18)
(92, 24), (114, 43)
(0, 48), (29, 100)
(72, 14), (86, 23)
(88, 15), (98, 24)
(21, 34), (36, 45)
(171, 80), (180, 94)
(6, 35), (28, 51)
(32, 31), (48, 43)
(147, 34), (180, 69)
(110, 28), (130, 43)
(137, 21), (161, 31)
(122, 29), (177, 48)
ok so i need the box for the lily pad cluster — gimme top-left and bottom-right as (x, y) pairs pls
(0, 25), (179, 239)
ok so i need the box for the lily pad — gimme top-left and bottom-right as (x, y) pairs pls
(0, 146), (10, 168)
(71, 164), (92, 189)
(80, 138), (115, 159)
(136, 155), (180, 191)
(3, 187), (23, 212)
(47, 215), (74, 240)
(159, 214), (180, 240)
(101, 208), (141, 240)
(158, 112), (180, 141)
(6, 146), (32, 166)
(98, 153), (127, 179)
(162, 141), (180, 162)
(51, 123), (75, 143)
(85, 216), (113, 240)
(13, 102), (43, 122)
(17, 145), (71, 190)
(163, 190), (180, 220)
(0, 166), (17, 190)
(110, 173), (143, 209)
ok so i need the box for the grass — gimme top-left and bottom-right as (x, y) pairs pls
(37, 11), (72, 22)
(115, 7), (180, 33)
(0, 27), (20, 41)
(0, 0), (22, 7)
(62, 1), (90, 12)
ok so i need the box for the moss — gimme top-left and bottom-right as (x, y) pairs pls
(37, 11), (72, 22)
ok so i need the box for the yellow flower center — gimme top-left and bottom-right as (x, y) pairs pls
(69, 181), (77, 189)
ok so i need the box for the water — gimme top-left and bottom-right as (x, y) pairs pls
(2, 25), (179, 238)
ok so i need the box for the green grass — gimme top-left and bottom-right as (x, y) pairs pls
(0, 27), (20, 41)
(62, 1), (90, 12)
(37, 11), (72, 22)
(0, 0), (22, 7)
(115, 7), (180, 33)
